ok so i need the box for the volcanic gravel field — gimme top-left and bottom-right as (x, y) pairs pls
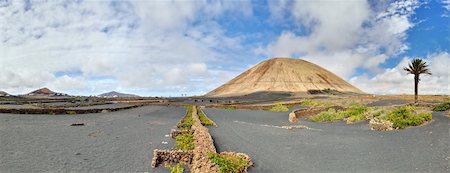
(204, 108), (449, 173)
(0, 106), (184, 172)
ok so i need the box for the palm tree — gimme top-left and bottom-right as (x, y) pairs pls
(403, 59), (432, 103)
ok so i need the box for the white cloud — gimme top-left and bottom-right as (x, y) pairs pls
(350, 53), (450, 95)
(0, 0), (249, 96)
(261, 0), (419, 79)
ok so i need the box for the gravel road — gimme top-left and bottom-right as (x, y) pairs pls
(0, 106), (185, 173)
(204, 108), (449, 173)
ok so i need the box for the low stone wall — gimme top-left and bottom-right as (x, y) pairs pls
(190, 106), (219, 173)
(170, 129), (193, 139)
(151, 149), (193, 168)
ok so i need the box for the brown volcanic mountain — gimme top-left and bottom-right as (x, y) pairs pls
(26, 87), (68, 96)
(206, 58), (363, 97)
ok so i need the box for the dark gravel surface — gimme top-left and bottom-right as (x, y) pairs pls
(204, 108), (449, 173)
(0, 106), (185, 173)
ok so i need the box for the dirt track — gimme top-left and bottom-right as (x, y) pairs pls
(204, 108), (449, 172)
(0, 106), (184, 172)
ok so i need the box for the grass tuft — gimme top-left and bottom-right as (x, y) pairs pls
(177, 106), (193, 130)
(269, 104), (289, 112)
(309, 104), (370, 123)
(166, 162), (185, 173)
(209, 153), (250, 173)
(174, 133), (194, 150)
(432, 102), (450, 111)
(198, 109), (215, 126)
(224, 105), (237, 110)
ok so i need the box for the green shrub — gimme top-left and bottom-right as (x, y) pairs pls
(309, 108), (344, 122)
(177, 106), (193, 130)
(346, 114), (366, 123)
(224, 105), (237, 110)
(175, 133), (194, 150)
(166, 163), (185, 173)
(432, 102), (450, 111)
(269, 104), (289, 112)
(300, 99), (334, 107)
(209, 153), (250, 173)
(66, 111), (77, 115)
(198, 109), (215, 126)
(309, 105), (370, 123)
(383, 106), (432, 129)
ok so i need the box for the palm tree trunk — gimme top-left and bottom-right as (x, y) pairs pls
(414, 75), (418, 103)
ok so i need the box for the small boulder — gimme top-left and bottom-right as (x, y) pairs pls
(369, 118), (394, 131)
(288, 112), (298, 122)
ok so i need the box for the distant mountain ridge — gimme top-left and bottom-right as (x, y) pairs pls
(26, 88), (68, 97)
(98, 91), (139, 98)
(0, 91), (10, 96)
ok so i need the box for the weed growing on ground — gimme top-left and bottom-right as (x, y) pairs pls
(198, 109), (215, 126)
(175, 133), (194, 150)
(269, 104), (289, 112)
(309, 105), (371, 123)
(66, 111), (77, 115)
(209, 153), (250, 173)
(224, 105), (237, 110)
(300, 99), (335, 107)
(383, 106), (432, 129)
(432, 102), (450, 111)
(166, 162), (185, 173)
(177, 106), (193, 130)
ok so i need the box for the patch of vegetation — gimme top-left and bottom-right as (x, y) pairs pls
(66, 110), (77, 115)
(209, 153), (250, 173)
(166, 162), (185, 173)
(432, 102), (450, 111)
(177, 106), (193, 130)
(175, 133), (194, 150)
(383, 106), (432, 129)
(198, 109), (215, 126)
(300, 99), (334, 107)
(269, 104), (289, 112)
(309, 105), (370, 123)
(224, 105), (237, 110)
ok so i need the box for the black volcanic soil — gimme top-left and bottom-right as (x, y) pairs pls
(204, 108), (449, 172)
(0, 106), (185, 172)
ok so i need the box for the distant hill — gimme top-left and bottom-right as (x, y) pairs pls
(206, 57), (364, 97)
(98, 91), (139, 98)
(0, 91), (10, 96)
(26, 87), (68, 97)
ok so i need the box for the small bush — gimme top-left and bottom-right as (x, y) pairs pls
(177, 106), (193, 130)
(175, 133), (194, 150)
(432, 102), (450, 111)
(166, 163), (184, 173)
(209, 153), (250, 173)
(346, 114), (366, 123)
(383, 106), (432, 129)
(66, 111), (77, 115)
(198, 109), (215, 126)
(309, 108), (343, 122)
(300, 99), (334, 107)
(269, 104), (289, 112)
(309, 105), (370, 123)
(224, 106), (237, 110)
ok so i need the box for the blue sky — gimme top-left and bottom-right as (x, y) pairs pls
(0, 0), (449, 96)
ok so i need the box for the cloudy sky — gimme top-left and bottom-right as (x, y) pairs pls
(1, 0), (449, 96)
